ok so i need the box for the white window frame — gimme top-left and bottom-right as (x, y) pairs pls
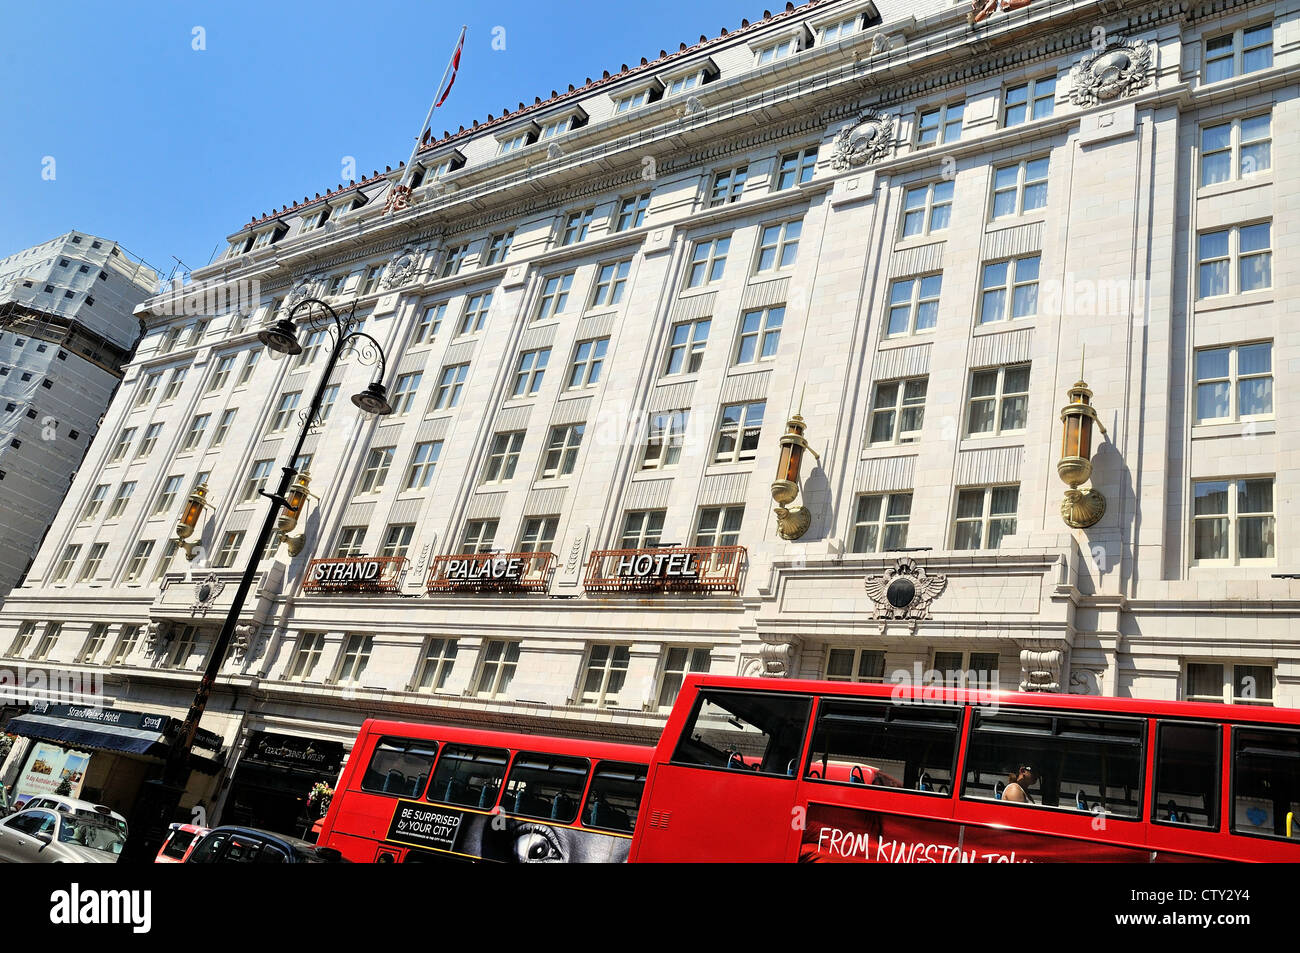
(391, 373), (423, 415)
(615, 193), (650, 231)
(1184, 660), (1275, 706)
(656, 647), (712, 710)
(579, 644), (631, 707)
(567, 338), (609, 389)
(481, 431), (526, 484)
(334, 634), (374, 685)
(414, 638), (459, 693)
(1199, 113), (1272, 188)
(1196, 222), (1272, 298)
(473, 640), (520, 697)
(512, 348), (549, 397)
(359, 446), (395, 493)
(1003, 76), (1056, 126)
(458, 292), (492, 335)
(850, 492), (913, 553)
(686, 236), (730, 288)
(713, 401), (765, 464)
(707, 167), (748, 207)
(664, 318), (710, 376)
(979, 255), (1040, 325)
(535, 272), (574, 320)
(775, 147), (818, 190)
(405, 441), (442, 490)
(991, 156), (1050, 220)
(965, 363), (1031, 437)
(885, 274), (942, 337)
(124, 541), (155, 582)
(212, 531), (245, 569)
(107, 482), (135, 519)
(620, 510), (665, 549)
(288, 632), (325, 681)
(868, 377), (927, 446)
(518, 516), (559, 553)
(540, 424), (584, 479)
(1194, 342), (1273, 424)
(561, 208), (595, 245)
(901, 180), (954, 238)
(181, 414), (210, 452)
(211, 409), (237, 448)
(734, 306), (784, 365)
(916, 101), (964, 148)
(379, 523), (415, 558)
(460, 519), (499, 554)
(642, 409), (689, 470)
(415, 302), (446, 343)
(1191, 477), (1275, 565)
(334, 526), (367, 558)
(753, 220), (801, 274)
(1203, 22), (1273, 85)
(431, 363), (469, 410)
(483, 231), (513, 266)
(952, 484), (1020, 550)
(694, 505), (744, 548)
(825, 647), (888, 683)
(589, 260), (631, 309)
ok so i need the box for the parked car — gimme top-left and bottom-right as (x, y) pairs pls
(0, 808), (124, 863)
(155, 823), (211, 863)
(22, 796), (127, 836)
(186, 826), (348, 863)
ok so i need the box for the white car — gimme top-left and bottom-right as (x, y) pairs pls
(22, 796), (127, 836)
(0, 808), (123, 863)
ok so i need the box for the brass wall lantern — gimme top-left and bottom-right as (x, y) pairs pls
(771, 405), (820, 541)
(174, 482), (213, 560)
(275, 470), (318, 557)
(1058, 375), (1108, 529)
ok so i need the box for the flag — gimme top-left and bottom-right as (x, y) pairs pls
(435, 29), (466, 108)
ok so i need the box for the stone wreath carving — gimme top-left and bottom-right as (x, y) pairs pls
(1068, 37), (1153, 107)
(381, 247), (419, 290)
(284, 274), (323, 310)
(830, 110), (895, 170)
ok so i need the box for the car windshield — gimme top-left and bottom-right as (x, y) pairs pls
(58, 815), (126, 855)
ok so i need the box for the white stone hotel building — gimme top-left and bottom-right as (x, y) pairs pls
(1, 0), (1297, 826)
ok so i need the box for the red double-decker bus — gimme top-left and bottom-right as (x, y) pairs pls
(628, 675), (1300, 863)
(317, 719), (652, 863)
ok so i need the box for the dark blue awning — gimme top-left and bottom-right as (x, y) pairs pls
(3, 711), (168, 757)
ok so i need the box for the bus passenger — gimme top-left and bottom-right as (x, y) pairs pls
(1002, 765), (1039, 804)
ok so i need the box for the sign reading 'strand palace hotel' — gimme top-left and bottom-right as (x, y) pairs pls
(303, 556), (406, 593)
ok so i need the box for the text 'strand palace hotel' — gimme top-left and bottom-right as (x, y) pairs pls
(1, 0), (1296, 826)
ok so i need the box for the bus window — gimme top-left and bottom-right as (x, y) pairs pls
(807, 698), (961, 795)
(1232, 727), (1300, 841)
(671, 690), (812, 777)
(962, 709), (1144, 818)
(360, 737), (439, 798)
(502, 753), (589, 824)
(428, 744), (509, 810)
(1152, 722), (1220, 830)
(582, 761), (647, 833)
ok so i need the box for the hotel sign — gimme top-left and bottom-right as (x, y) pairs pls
(583, 546), (745, 594)
(427, 552), (555, 593)
(303, 556), (406, 594)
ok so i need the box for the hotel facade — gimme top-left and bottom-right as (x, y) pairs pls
(2, 0), (1298, 828)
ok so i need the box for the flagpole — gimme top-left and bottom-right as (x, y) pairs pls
(396, 25), (467, 193)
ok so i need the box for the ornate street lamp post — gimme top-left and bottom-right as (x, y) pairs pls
(119, 298), (392, 862)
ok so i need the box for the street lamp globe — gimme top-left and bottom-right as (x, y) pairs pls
(351, 381), (394, 416)
(257, 319), (303, 355)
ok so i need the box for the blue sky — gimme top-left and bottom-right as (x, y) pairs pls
(0, 0), (764, 283)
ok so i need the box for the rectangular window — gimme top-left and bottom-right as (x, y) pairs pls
(288, 632), (325, 681)
(1195, 342), (1272, 423)
(390, 373), (423, 415)
(359, 447), (396, 493)
(269, 391), (301, 432)
(335, 634), (374, 684)
(851, 492), (912, 553)
(82, 485), (109, 521)
(808, 697), (961, 795)
(499, 130), (535, 153)
(901, 180), (954, 238)
(406, 441), (443, 490)
(694, 505), (744, 547)
(110, 625), (141, 666)
(580, 645), (630, 707)
(379, 524), (415, 558)
(474, 640), (520, 697)
(518, 516), (559, 553)
(440, 245), (469, 278)
(1231, 726), (1299, 841)
(1187, 662), (1274, 706)
(613, 88), (653, 113)
(6, 622), (36, 658)
(869, 377), (926, 445)
(979, 255), (1040, 324)
(962, 708), (1144, 817)
(152, 541), (178, 581)
(567, 338), (609, 388)
(334, 526), (367, 558)
(756, 37), (799, 65)
(460, 519), (499, 554)
(540, 424), (584, 479)
(687, 236), (730, 288)
(1205, 23), (1273, 84)
(714, 401), (764, 463)
(590, 260), (631, 309)
(753, 220), (801, 273)
(154, 475), (184, 515)
(53, 545), (81, 583)
(672, 690), (810, 775)
(1152, 722), (1221, 830)
(886, 274), (941, 336)
(1192, 478), (1275, 563)
(536, 273), (574, 320)
(293, 328), (328, 369)
(124, 541), (155, 582)
(213, 531), (245, 568)
(664, 318), (710, 375)
(416, 302), (446, 343)
(135, 373), (161, 407)
(161, 368), (186, 402)
(708, 166), (748, 207)
(657, 647), (711, 709)
(135, 422), (163, 459)
(825, 648), (887, 683)
(953, 485), (1020, 550)
(359, 264), (383, 295)
(109, 428), (136, 462)
(931, 651), (1000, 689)
(211, 409), (237, 447)
(916, 102), (964, 147)
(107, 482), (135, 519)
(208, 355), (236, 391)
(776, 147), (818, 190)
(482, 431), (525, 484)
(1201, 113), (1271, 187)
(32, 622), (63, 661)
(562, 208), (596, 245)
(503, 753), (590, 825)
(966, 364), (1030, 436)
(415, 638), (459, 692)
(76, 623), (105, 663)
(512, 348), (549, 397)
(483, 231), (514, 266)
(242, 460), (273, 502)
(1197, 222), (1271, 298)
(458, 292), (492, 335)
(616, 193), (651, 231)
(642, 409), (689, 470)
(991, 157), (1049, 219)
(620, 510), (665, 549)
(431, 364), (469, 410)
(237, 350), (260, 385)
(181, 414), (210, 452)
(427, 743), (505, 806)
(1003, 77), (1056, 126)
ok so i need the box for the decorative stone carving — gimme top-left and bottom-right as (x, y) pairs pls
(1068, 37), (1152, 107)
(865, 557), (947, 633)
(759, 637), (795, 678)
(284, 274), (323, 311)
(381, 247), (420, 290)
(739, 655), (765, 679)
(144, 620), (172, 658)
(1068, 668), (1102, 695)
(230, 623), (263, 662)
(1018, 643), (1063, 692)
(969, 0), (1035, 26)
(189, 574), (225, 616)
(546, 142), (564, 160)
(830, 110), (895, 170)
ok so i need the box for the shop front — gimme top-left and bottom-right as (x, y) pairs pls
(221, 731), (345, 838)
